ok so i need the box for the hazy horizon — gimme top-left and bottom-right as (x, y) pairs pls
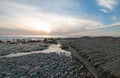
(0, 0), (120, 36)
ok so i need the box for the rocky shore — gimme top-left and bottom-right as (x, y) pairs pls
(0, 38), (58, 56)
(0, 53), (94, 78)
(60, 37), (120, 78)
(0, 43), (49, 56)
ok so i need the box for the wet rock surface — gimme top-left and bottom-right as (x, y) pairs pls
(0, 53), (94, 78)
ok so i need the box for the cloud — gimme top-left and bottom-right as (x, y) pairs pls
(97, 0), (118, 10)
(112, 16), (117, 20)
(108, 22), (120, 27)
(0, 0), (104, 36)
(100, 9), (108, 13)
(69, 22), (120, 36)
(96, 0), (118, 12)
(0, 0), (119, 36)
(85, 21), (120, 31)
(0, 27), (50, 35)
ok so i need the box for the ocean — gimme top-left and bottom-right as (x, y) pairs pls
(0, 35), (67, 41)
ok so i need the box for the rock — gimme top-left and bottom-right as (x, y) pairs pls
(0, 53), (94, 78)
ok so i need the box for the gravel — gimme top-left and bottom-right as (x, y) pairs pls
(62, 37), (120, 78)
(0, 43), (48, 56)
(0, 53), (94, 78)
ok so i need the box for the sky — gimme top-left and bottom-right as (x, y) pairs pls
(0, 0), (120, 36)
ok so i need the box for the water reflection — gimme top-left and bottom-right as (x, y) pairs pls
(0, 44), (71, 58)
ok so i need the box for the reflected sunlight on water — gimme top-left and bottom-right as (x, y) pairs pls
(0, 44), (71, 58)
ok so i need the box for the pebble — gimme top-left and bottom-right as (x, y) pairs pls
(0, 53), (94, 78)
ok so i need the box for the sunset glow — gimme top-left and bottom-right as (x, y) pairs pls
(33, 24), (51, 33)
(24, 19), (51, 33)
(0, 0), (120, 36)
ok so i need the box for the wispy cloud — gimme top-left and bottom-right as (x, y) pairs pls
(100, 9), (108, 13)
(96, 0), (118, 12)
(0, 0), (119, 36)
(69, 22), (120, 36)
(84, 21), (120, 31)
(97, 0), (118, 10)
(0, 0), (104, 35)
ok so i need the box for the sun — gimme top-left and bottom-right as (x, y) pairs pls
(34, 23), (51, 33)
(26, 19), (51, 33)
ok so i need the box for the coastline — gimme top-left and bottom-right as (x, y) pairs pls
(60, 37), (120, 78)
(0, 41), (94, 78)
(1, 37), (119, 78)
